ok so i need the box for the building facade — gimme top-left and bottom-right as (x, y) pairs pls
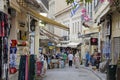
(48, 0), (83, 49)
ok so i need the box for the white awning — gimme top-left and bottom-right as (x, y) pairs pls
(56, 44), (68, 48)
(67, 42), (80, 48)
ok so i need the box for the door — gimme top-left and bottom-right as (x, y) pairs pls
(113, 37), (120, 64)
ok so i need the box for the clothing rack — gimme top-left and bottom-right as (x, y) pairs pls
(18, 54), (36, 80)
(0, 11), (9, 80)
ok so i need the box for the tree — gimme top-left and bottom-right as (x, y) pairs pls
(66, 0), (119, 5)
(66, 0), (120, 13)
(66, 0), (92, 5)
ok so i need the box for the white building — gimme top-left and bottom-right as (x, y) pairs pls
(48, 0), (83, 48)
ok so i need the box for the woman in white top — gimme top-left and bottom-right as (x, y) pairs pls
(74, 51), (80, 68)
(68, 52), (74, 67)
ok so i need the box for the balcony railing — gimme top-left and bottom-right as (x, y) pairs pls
(62, 36), (69, 41)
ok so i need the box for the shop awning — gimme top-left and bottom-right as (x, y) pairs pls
(42, 28), (63, 40)
(56, 44), (68, 48)
(16, 1), (69, 31)
(9, 0), (21, 12)
(80, 32), (99, 38)
(80, 26), (100, 38)
(67, 42), (81, 48)
(40, 29), (60, 43)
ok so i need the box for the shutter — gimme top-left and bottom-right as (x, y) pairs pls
(113, 37), (120, 64)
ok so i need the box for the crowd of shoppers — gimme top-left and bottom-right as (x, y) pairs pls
(85, 49), (101, 70)
(36, 49), (83, 78)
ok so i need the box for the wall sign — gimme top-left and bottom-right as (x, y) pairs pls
(90, 38), (98, 45)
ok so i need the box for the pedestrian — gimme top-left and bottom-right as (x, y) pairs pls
(42, 56), (47, 76)
(85, 51), (91, 67)
(47, 56), (51, 69)
(62, 52), (67, 66)
(74, 51), (80, 68)
(90, 54), (96, 66)
(95, 52), (101, 70)
(68, 51), (74, 67)
(39, 52), (44, 75)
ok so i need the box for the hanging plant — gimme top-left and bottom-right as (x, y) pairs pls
(81, 8), (86, 13)
(84, 15), (90, 22)
(81, 13), (86, 16)
(99, 0), (105, 3)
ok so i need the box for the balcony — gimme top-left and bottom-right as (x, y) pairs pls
(62, 36), (69, 41)
(93, 1), (110, 22)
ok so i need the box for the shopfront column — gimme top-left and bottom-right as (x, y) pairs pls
(98, 32), (101, 53)
(35, 22), (40, 55)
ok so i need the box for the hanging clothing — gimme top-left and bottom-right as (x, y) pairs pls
(0, 37), (2, 79)
(25, 55), (29, 80)
(3, 37), (8, 63)
(0, 11), (9, 80)
(18, 55), (26, 80)
(9, 47), (17, 68)
(28, 55), (36, 80)
(36, 61), (42, 76)
(0, 11), (5, 37)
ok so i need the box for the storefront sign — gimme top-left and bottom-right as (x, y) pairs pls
(90, 38), (98, 45)
(49, 46), (55, 49)
(48, 42), (54, 46)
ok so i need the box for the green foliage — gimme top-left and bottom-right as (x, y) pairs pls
(66, 0), (74, 5)
(66, 0), (92, 5)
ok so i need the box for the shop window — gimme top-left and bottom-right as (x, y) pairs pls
(17, 30), (27, 40)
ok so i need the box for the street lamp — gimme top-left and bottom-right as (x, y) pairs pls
(30, 19), (37, 32)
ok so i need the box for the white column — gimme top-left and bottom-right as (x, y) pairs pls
(35, 22), (40, 56)
(98, 32), (101, 53)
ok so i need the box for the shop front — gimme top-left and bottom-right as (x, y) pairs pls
(112, 12), (120, 65)
(81, 27), (100, 56)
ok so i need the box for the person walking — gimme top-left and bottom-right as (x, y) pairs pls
(68, 51), (74, 67)
(74, 51), (80, 68)
(62, 52), (67, 66)
(85, 51), (91, 67)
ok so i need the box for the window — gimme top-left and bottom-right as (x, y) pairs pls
(75, 22), (77, 33)
(88, 3), (89, 14)
(72, 23), (74, 34)
(94, 0), (99, 10)
(78, 22), (79, 33)
(90, 3), (92, 19)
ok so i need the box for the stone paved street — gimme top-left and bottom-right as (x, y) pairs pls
(43, 65), (100, 80)
(9, 65), (106, 80)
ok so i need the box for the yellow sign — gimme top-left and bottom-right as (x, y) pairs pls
(49, 46), (55, 49)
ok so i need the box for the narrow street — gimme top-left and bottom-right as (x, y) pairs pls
(1, 0), (120, 80)
(43, 65), (100, 80)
